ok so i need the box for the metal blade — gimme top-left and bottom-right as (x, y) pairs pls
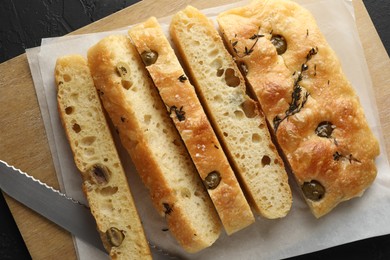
(0, 160), (106, 253)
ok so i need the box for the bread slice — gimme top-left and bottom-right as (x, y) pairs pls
(170, 6), (292, 219)
(217, 0), (380, 217)
(87, 35), (221, 252)
(54, 55), (151, 259)
(128, 17), (255, 235)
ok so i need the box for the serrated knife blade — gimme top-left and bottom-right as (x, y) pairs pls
(0, 160), (106, 253)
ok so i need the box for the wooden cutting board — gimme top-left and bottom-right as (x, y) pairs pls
(0, 0), (389, 259)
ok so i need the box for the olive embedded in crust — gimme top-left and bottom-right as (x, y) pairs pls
(116, 62), (131, 79)
(315, 121), (335, 138)
(270, 35), (287, 55)
(204, 171), (221, 190)
(302, 180), (325, 201)
(88, 164), (110, 184)
(140, 50), (158, 66)
(106, 227), (125, 247)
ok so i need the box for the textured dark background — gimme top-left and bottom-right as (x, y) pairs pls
(0, 0), (389, 259)
(0, 0), (389, 63)
(0, 0), (140, 63)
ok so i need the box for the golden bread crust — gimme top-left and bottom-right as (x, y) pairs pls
(129, 17), (255, 234)
(55, 55), (152, 259)
(218, 0), (380, 217)
(170, 6), (292, 219)
(87, 35), (221, 252)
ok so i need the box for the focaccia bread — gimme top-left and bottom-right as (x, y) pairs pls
(54, 55), (152, 259)
(87, 35), (221, 253)
(217, 0), (380, 218)
(170, 6), (292, 219)
(129, 17), (255, 235)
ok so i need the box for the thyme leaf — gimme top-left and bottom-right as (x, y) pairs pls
(333, 152), (361, 163)
(249, 34), (264, 40)
(169, 105), (186, 121)
(244, 46), (253, 56)
(163, 203), (173, 215)
(230, 32), (264, 58)
(273, 48), (319, 131)
(306, 47), (318, 63)
(273, 86), (310, 131)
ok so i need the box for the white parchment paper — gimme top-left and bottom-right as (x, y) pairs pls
(26, 0), (390, 259)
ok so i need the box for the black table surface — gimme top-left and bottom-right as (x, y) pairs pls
(0, 0), (389, 259)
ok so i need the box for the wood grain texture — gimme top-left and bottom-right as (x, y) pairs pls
(0, 55), (77, 258)
(0, 0), (388, 259)
(354, 0), (390, 155)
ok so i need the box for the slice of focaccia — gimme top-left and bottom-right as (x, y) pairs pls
(87, 35), (221, 253)
(129, 17), (255, 235)
(217, 0), (380, 218)
(55, 55), (152, 259)
(170, 6), (292, 219)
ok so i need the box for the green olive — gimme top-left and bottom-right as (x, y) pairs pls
(106, 227), (125, 247)
(204, 171), (221, 190)
(315, 121), (335, 138)
(88, 164), (110, 184)
(302, 180), (325, 201)
(140, 50), (158, 66)
(270, 35), (287, 55)
(116, 62), (131, 79)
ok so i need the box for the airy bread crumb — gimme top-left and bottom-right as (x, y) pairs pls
(170, 6), (292, 218)
(129, 17), (255, 234)
(87, 35), (221, 253)
(55, 55), (152, 259)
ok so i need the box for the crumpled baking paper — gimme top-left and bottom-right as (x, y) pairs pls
(26, 0), (390, 259)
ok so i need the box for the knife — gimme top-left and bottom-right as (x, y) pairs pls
(0, 160), (107, 253)
(0, 160), (178, 259)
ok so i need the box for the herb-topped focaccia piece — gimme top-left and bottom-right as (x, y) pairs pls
(170, 6), (292, 219)
(218, 0), (379, 218)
